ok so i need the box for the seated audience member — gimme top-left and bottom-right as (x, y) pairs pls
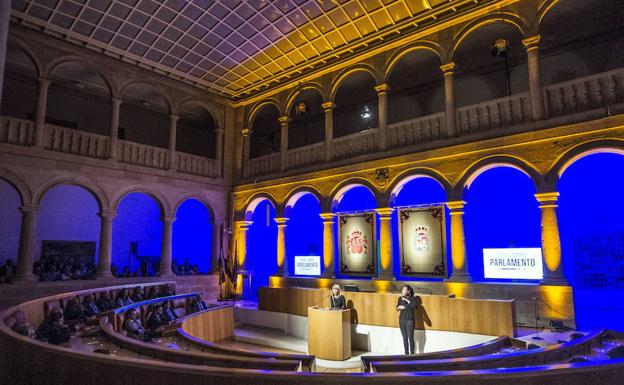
(97, 291), (115, 312)
(162, 301), (177, 323)
(42, 264), (61, 281)
(83, 294), (101, 317)
(36, 308), (71, 345)
(33, 263), (42, 281)
(60, 265), (72, 281)
(146, 304), (170, 331)
(13, 322), (36, 338)
(0, 259), (16, 283)
(146, 286), (162, 299)
(121, 266), (131, 278)
(64, 297), (87, 322)
(111, 264), (119, 278)
(131, 286), (145, 302)
(162, 284), (175, 297)
(123, 309), (145, 340)
(115, 288), (134, 308)
(189, 294), (208, 313)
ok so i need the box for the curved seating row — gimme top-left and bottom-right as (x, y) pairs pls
(370, 329), (611, 372)
(2, 282), (624, 385)
(361, 335), (525, 372)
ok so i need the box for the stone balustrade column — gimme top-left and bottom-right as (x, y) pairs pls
(275, 217), (289, 276)
(322, 102), (335, 162)
(168, 114), (179, 171)
(320, 213), (337, 277)
(535, 192), (568, 285)
(96, 210), (117, 278)
(159, 215), (177, 277)
(15, 205), (40, 281)
(374, 84), (389, 151)
(278, 116), (289, 171)
(523, 35), (546, 121)
(440, 63), (457, 138)
(235, 220), (253, 274)
(215, 128), (225, 176)
(34, 77), (51, 147)
(446, 200), (471, 281)
(109, 98), (122, 160)
(241, 128), (251, 177)
(376, 207), (395, 279)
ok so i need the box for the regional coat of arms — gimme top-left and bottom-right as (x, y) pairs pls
(346, 230), (368, 255)
(414, 225), (429, 252)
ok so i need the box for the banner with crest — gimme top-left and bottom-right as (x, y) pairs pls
(398, 205), (447, 277)
(338, 212), (377, 276)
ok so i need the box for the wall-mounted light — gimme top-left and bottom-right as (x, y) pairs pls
(491, 38), (511, 96)
(361, 105), (371, 120)
(295, 102), (308, 117)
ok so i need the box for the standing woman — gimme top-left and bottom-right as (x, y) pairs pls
(397, 285), (417, 355)
(330, 284), (346, 310)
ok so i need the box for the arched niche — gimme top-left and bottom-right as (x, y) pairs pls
(1, 44), (38, 120)
(120, 83), (171, 148)
(333, 71), (378, 138)
(288, 89), (324, 149)
(177, 101), (217, 158)
(250, 103), (280, 158)
(173, 198), (213, 274)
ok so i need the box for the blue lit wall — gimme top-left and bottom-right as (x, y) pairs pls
(391, 177), (449, 279)
(173, 199), (213, 273)
(36, 185), (101, 263)
(285, 193), (323, 276)
(247, 200), (277, 300)
(559, 152), (624, 330)
(463, 167), (541, 282)
(0, 179), (22, 265)
(112, 192), (162, 274)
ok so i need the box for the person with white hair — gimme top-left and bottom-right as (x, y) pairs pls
(330, 284), (346, 310)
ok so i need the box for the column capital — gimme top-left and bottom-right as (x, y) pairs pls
(236, 220), (254, 229)
(37, 77), (51, 86)
(535, 191), (559, 207)
(98, 210), (117, 221)
(375, 207), (395, 217)
(278, 115), (290, 124)
(19, 205), (40, 215)
(241, 127), (252, 137)
(446, 200), (466, 213)
(374, 83), (390, 94)
(161, 215), (177, 224)
(439, 62), (456, 74)
(274, 217), (289, 226)
(319, 212), (337, 222)
(111, 97), (122, 106)
(321, 101), (335, 111)
(169, 114), (179, 122)
(522, 35), (541, 51)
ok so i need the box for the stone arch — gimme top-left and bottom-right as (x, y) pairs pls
(385, 168), (452, 206)
(175, 98), (222, 129)
(282, 186), (324, 217)
(0, 168), (32, 206)
(111, 186), (170, 216)
(243, 192), (280, 220)
(247, 99), (282, 128)
(455, 155), (544, 198)
(329, 177), (380, 212)
(172, 193), (216, 223)
(284, 83), (325, 115)
(383, 41), (445, 83)
(329, 64), (379, 101)
(33, 176), (108, 212)
(451, 12), (528, 57)
(119, 80), (173, 114)
(537, 0), (562, 25)
(546, 139), (624, 189)
(45, 56), (115, 97)
(7, 38), (44, 78)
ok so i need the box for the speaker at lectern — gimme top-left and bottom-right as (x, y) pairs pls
(307, 306), (351, 360)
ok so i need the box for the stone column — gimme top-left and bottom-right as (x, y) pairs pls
(235, 220), (253, 273)
(241, 128), (251, 177)
(96, 210), (117, 278)
(15, 205), (39, 281)
(523, 35), (546, 121)
(215, 128), (225, 177)
(446, 201), (471, 281)
(322, 102), (335, 162)
(278, 115), (289, 171)
(374, 84), (389, 151)
(34, 77), (51, 147)
(320, 213), (337, 277)
(440, 63), (457, 138)
(535, 192), (567, 285)
(275, 217), (289, 276)
(109, 98), (122, 160)
(159, 215), (176, 277)
(376, 207), (395, 279)
(168, 114), (179, 171)
(0, 0), (11, 108)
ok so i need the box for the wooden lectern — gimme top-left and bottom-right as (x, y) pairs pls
(307, 306), (351, 360)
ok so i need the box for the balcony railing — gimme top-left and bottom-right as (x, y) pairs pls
(46, 124), (109, 159)
(177, 152), (219, 178)
(388, 112), (446, 148)
(119, 140), (169, 170)
(245, 152), (280, 178)
(287, 142), (325, 169)
(0, 116), (33, 146)
(456, 92), (531, 135)
(332, 128), (377, 161)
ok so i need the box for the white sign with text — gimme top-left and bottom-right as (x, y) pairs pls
(483, 248), (543, 279)
(294, 255), (321, 276)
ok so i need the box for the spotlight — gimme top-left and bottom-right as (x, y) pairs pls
(295, 102), (308, 117)
(491, 38), (509, 58)
(360, 105), (371, 120)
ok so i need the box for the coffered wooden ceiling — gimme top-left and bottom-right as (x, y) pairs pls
(11, 0), (499, 100)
